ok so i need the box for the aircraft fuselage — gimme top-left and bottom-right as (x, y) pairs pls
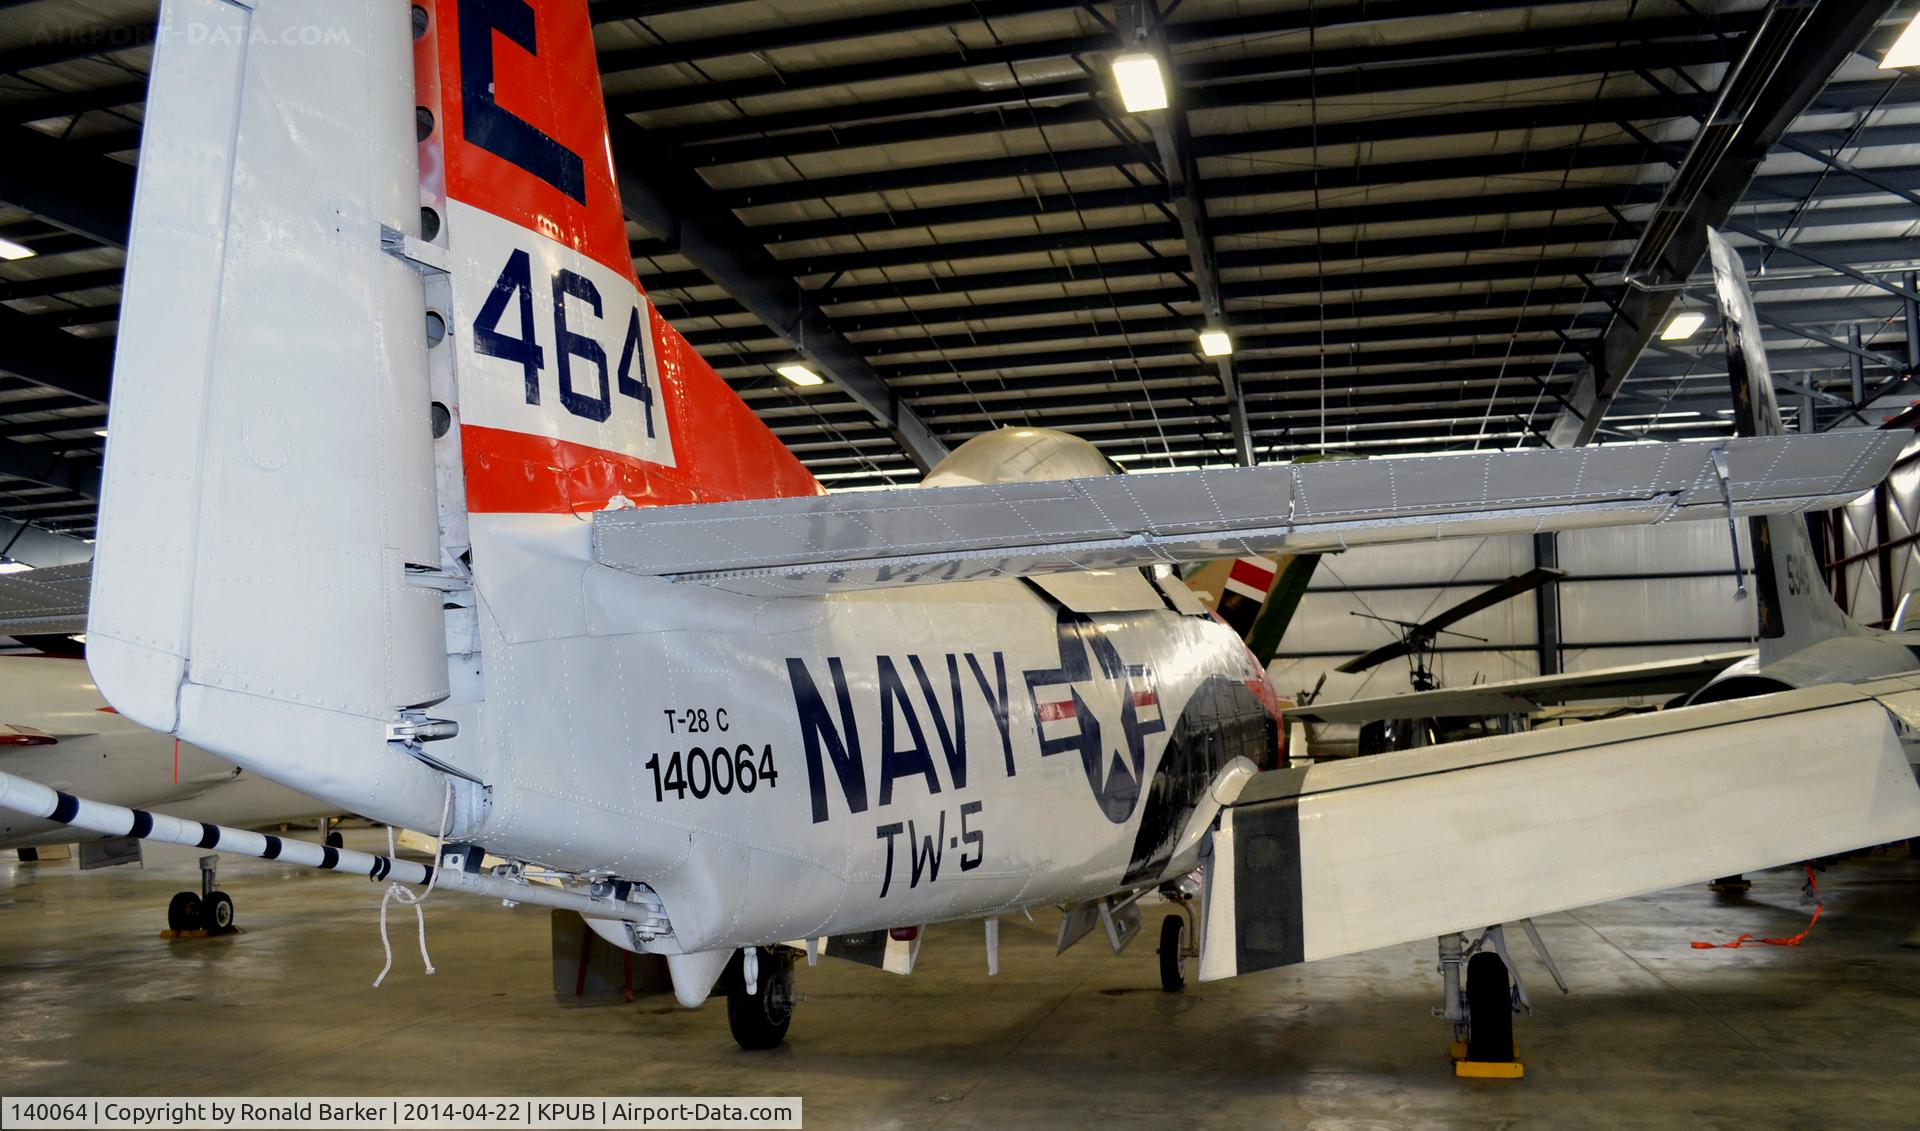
(430, 519), (1279, 954)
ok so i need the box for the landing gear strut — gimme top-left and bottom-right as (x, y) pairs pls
(164, 854), (237, 937)
(726, 946), (797, 1050)
(1435, 923), (1562, 1078)
(1156, 880), (1200, 992)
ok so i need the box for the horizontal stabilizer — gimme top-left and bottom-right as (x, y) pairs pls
(592, 433), (1899, 596)
(1202, 676), (1920, 979)
(0, 563), (91, 637)
(1290, 651), (1750, 724)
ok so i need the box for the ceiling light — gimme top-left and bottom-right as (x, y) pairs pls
(1659, 310), (1706, 341)
(1112, 53), (1167, 113)
(0, 236), (34, 261)
(94, 428), (109, 437)
(1883, 13), (1920, 69)
(776, 364), (824, 387)
(1199, 329), (1233, 357)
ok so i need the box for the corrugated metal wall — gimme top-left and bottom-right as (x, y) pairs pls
(1269, 523), (1760, 707)
(1829, 436), (1920, 626)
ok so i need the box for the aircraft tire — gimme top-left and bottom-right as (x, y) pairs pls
(167, 892), (202, 932)
(325, 830), (344, 850)
(1464, 951), (1514, 1063)
(726, 947), (796, 1051)
(1158, 914), (1186, 992)
(206, 891), (235, 932)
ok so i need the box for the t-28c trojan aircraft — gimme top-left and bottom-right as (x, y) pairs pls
(6, 0), (1920, 1059)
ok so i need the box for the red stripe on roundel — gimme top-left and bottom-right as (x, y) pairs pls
(1228, 557), (1276, 592)
(1037, 700), (1077, 722)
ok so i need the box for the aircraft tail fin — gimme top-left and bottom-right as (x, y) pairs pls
(1705, 227), (1853, 660)
(413, 0), (816, 518)
(85, 0), (813, 832)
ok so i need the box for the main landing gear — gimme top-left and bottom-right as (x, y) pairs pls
(1156, 879), (1201, 992)
(1436, 922), (1566, 1079)
(726, 946), (798, 1050)
(163, 854), (237, 938)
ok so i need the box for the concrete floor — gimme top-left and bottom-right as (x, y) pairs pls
(4, 835), (1920, 1129)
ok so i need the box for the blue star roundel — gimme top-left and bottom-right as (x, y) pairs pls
(1023, 610), (1166, 824)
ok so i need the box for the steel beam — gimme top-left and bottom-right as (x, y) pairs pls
(0, 126), (134, 246)
(0, 82), (149, 125)
(1754, 309), (1904, 371)
(0, 268), (126, 302)
(782, 287), (1602, 354)
(745, 133), (1920, 282)
(1533, 533), (1562, 675)
(0, 306), (113, 402)
(1908, 271), (1920, 370)
(587, 0), (768, 22)
(0, 20), (155, 75)
(0, 516), (93, 567)
(698, 286), (1604, 355)
(1778, 135), (1920, 208)
(786, 231), (1920, 322)
(745, 119), (1920, 246)
(1727, 221), (1920, 302)
(0, 439), (99, 497)
(1550, 0), (1899, 446)
(604, 118), (947, 471)
(856, 314), (1608, 382)
(653, 13), (1736, 160)
(606, 0), (1581, 109)
(597, 0), (1077, 74)
(657, 31), (1747, 162)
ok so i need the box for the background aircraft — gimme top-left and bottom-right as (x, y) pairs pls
(1292, 229), (1920, 755)
(2, 0), (1916, 1068)
(1, 579), (336, 930)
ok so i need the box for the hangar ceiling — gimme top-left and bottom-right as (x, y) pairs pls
(2, 0), (1919, 543)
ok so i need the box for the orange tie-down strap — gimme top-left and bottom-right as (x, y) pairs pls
(1691, 865), (1823, 949)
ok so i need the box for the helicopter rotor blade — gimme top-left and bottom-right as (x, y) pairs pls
(1332, 567), (1566, 675)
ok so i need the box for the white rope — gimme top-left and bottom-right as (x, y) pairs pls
(374, 780), (453, 989)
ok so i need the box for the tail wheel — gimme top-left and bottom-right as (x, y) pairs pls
(726, 947), (796, 1051)
(167, 892), (203, 932)
(1464, 951), (1514, 1063)
(1158, 913), (1187, 992)
(205, 890), (235, 932)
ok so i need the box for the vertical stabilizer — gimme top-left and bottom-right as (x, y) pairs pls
(417, 0), (818, 516)
(86, 0), (457, 831)
(1705, 228), (1851, 661)
(86, 0), (827, 831)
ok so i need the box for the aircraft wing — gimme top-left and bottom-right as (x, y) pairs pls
(1202, 674), (1920, 978)
(0, 562), (92, 637)
(1288, 651), (1752, 723)
(592, 432), (1899, 597)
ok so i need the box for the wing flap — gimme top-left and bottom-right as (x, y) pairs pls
(1201, 678), (1920, 979)
(592, 433), (1899, 597)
